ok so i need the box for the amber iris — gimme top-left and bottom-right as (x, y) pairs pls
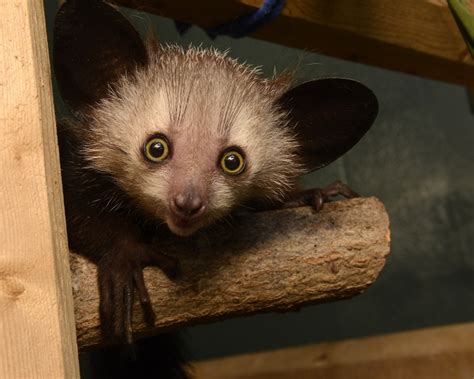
(220, 150), (245, 175)
(144, 135), (170, 162)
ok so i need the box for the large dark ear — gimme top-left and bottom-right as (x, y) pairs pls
(53, 0), (148, 115)
(279, 78), (378, 172)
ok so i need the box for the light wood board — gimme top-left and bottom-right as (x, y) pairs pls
(0, 1), (79, 377)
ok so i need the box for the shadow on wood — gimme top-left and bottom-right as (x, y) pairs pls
(71, 197), (390, 350)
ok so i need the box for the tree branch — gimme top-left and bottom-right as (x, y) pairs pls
(71, 197), (390, 349)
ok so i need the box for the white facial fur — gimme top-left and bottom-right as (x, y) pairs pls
(81, 45), (303, 235)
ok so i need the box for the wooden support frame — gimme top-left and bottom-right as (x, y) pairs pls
(193, 322), (474, 379)
(0, 1), (79, 377)
(113, 0), (474, 87)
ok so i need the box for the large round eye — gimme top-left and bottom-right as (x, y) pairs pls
(144, 135), (170, 162)
(220, 149), (245, 175)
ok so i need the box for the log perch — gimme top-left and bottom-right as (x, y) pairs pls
(71, 197), (390, 349)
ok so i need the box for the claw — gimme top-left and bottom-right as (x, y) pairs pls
(312, 189), (324, 212)
(279, 180), (360, 212)
(310, 180), (359, 211)
(124, 281), (134, 345)
(133, 269), (155, 326)
(321, 180), (359, 199)
(98, 269), (115, 340)
(306, 181), (359, 212)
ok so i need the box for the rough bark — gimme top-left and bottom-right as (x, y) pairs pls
(71, 197), (390, 349)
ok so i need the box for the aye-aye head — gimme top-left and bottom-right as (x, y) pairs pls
(54, 0), (378, 236)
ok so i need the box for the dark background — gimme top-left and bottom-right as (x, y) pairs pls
(44, 0), (474, 366)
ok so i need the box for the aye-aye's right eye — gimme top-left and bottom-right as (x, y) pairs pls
(144, 134), (171, 162)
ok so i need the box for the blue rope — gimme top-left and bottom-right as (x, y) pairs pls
(175, 0), (285, 39)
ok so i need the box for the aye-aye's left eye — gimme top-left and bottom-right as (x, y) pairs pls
(220, 148), (246, 175)
(144, 134), (170, 162)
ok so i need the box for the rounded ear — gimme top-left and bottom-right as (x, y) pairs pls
(279, 78), (378, 172)
(53, 0), (148, 115)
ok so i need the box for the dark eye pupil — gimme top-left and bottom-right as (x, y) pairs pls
(149, 141), (164, 158)
(225, 154), (240, 171)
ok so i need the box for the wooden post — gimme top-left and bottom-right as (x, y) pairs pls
(0, 1), (80, 377)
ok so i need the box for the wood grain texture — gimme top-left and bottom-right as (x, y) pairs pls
(112, 0), (474, 86)
(193, 322), (474, 379)
(72, 197), (390, 349)
(0, 0), (79, 377)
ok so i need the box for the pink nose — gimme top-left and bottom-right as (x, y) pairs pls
(171, 191), (205, 218)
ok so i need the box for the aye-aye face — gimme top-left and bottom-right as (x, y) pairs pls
(55, 0), (378, 237)
(82, 47), (302, 236)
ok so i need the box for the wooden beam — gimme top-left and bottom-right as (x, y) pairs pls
(72, 197), (390, 349)
(193, 322), (474, 379)
(0, 1), (79, 377)
(112, 0), (474, 86)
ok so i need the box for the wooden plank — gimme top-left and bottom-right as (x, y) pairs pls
(193, 322), (474, 379)
(0, 1), (80, 377)
(72, 197), (390, 349)
(112, 0), (474, 86)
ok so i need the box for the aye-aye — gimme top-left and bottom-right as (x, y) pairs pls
(53, 0), (378, 346)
